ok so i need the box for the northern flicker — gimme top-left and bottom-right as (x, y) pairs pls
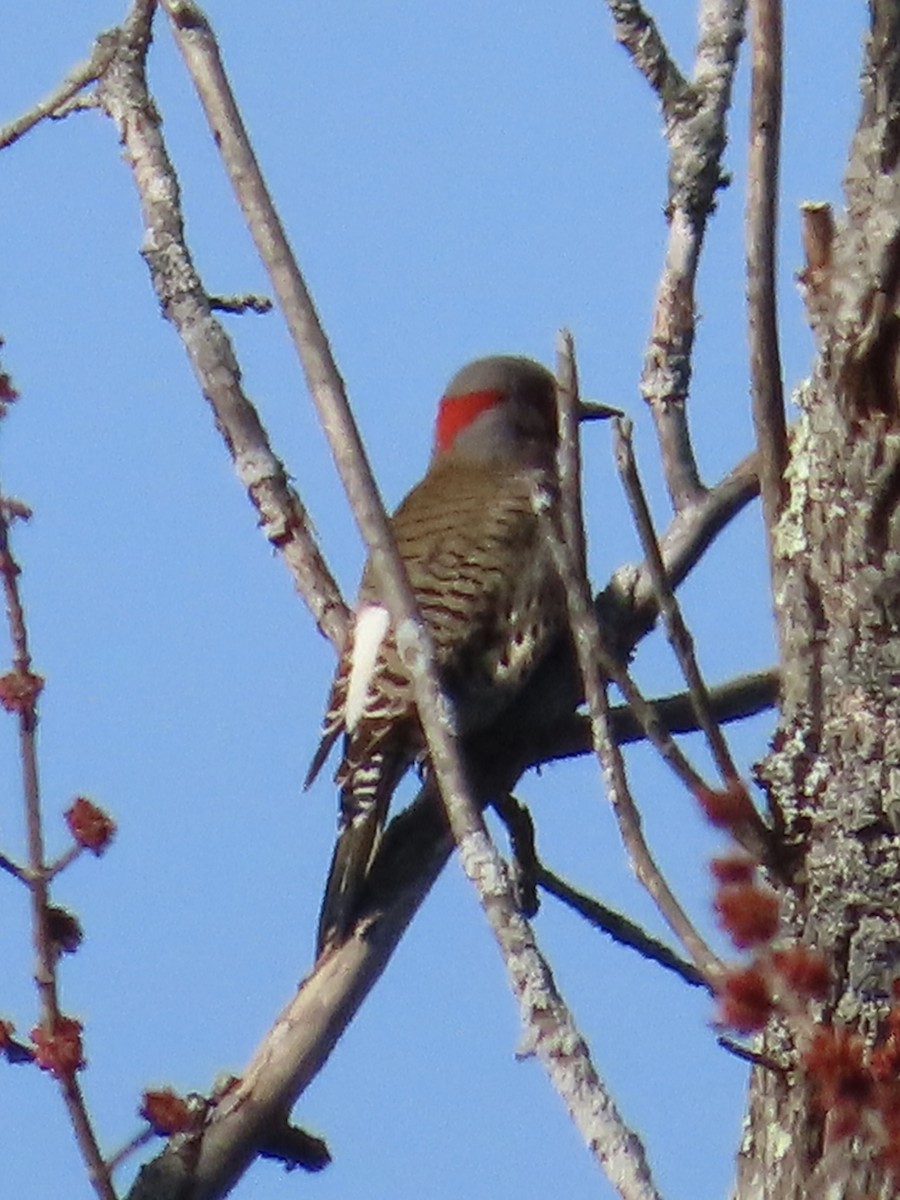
(306, 355), (618, 951)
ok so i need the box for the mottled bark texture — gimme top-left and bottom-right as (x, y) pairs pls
(735, 7), (900, 1196)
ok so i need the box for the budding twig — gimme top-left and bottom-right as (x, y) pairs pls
(0, 495), (115, 1200)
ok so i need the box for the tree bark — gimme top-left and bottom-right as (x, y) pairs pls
(735, 8), (900, 1196)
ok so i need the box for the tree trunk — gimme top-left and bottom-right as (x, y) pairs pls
(735, 7), (900, 1195)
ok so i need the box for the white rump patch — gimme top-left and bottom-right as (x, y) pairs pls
(345, 604), (391, 732)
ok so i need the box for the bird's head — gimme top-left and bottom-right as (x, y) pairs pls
(432, 355), (619, 469)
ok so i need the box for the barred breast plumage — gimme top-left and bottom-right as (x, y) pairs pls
(306, 355), (617, 952)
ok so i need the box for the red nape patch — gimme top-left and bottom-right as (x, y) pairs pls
(435, 388), (503, 453)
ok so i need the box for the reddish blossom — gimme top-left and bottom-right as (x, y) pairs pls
(140, 1088), (194, 1135)
(870, 1010), (900, 1083)
(65, 797), (116, 855)
(717, 966), (775, 1033)
(0, 1019), (13, 1049)
(873, 1058), (900, 1112)
(805, 1026), (874, 1114)
(878, 1077), (900, 1173)
(710, 854), (757, 886)
(31, 1016), (85, 1078)
(770, 945), (832, 1001)
(0, 669), (44, 714)
(45, 906), (84, 957)
(695, 779), (757, 830)
(826, 1104), (863, 1143)
(714, 883), (780, 949)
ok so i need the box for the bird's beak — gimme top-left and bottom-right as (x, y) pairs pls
(576, 399), (623, 422)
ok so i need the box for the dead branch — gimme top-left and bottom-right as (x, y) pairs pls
(88, 3), (348, 649)
(158, 0), (379, 563)
(605, 1), (696, 120)
(530, 667), (778, 765)
(614, 0), (746, 511)
(0, 29), (119, 150)
(746, 0), (788, 536)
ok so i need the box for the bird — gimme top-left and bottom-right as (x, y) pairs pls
(305, 355), (618, 952)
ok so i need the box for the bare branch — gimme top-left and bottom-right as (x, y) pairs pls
(555, 331), (590, 578)
(141, 657), (775, 1199)
(45, 843), (85, 880)
(537, 866), (710, 991)
(527, 667), (778, 766)
(0, 30), (119, 150)
(92, 7), (348, 649)
(605, 1), (696, 121)
(746, 0), (788, 535)
(637, 0), (747, 511)
(716, 1035), (788, 1074)
(607, 447), (759, 637)
(158, 0), (374, 551)
(105, 1128), (155, 1177)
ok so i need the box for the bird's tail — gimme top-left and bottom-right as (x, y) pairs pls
(316, 758), (392, 955)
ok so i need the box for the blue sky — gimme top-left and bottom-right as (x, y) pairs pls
(1, 4), (864, 1199)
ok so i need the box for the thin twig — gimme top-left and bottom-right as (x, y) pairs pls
(208, 293), (273, 315)
(614, 420), (739, 781)
(520, 667), (778, 768)
(537, 866), (710, 991)
(46, 843), (84, 880)
(0, 31), (118, 150)
(746, 0), (788, 535)
(92, 3), (348, 650)
(548, 336), (721, 982)
(0, 500), (116, 1200)
(716, 1034), (788, 1074)
(105, 1128), (155, 1176)
(0, 850), (27, 881)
